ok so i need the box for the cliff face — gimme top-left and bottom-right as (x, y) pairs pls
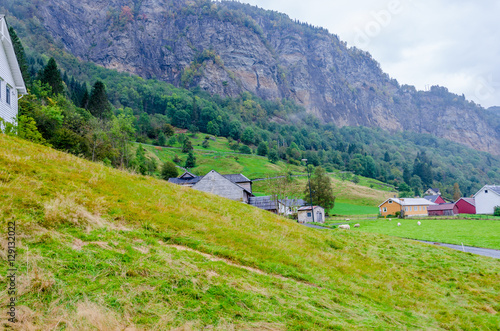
(27, 0), (500, 154)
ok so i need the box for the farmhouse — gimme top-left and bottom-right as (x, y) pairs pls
(453, 198), (476, 215)
(474, 185), (500, 215)
(297, 206), (325, 223)
(168, 171), (201, 187)
(424, 188), (441, 196)
(249, 196), (284, 214)
(0, 15), (27, 125)
(428, 203), (455, 216)
(191, 170), (253, 203)
(379, 198), (436, 218)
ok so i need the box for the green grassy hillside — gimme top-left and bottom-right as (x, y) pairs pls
(1, 135), (500, 330)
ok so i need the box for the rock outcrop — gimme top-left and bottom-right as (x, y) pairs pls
(25, 0), (500, 154)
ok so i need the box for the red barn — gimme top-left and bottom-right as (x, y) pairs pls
(453, 198), (476, 215)
(428, 203), (455, 216)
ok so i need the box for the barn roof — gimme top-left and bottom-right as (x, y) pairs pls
(223, 174), (251, 183)
(428, 203), (455, 211)
(249, 196), (280, 210)
(298, 206), (323, 211)
(378, 197), (436, 207)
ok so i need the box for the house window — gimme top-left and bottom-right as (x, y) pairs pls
(388, 200), (393, 204)
(6, 86), (11, 105)
(307, 212), (312, 217)
(485, 190), (488, 194)
(383, 207), (387, 212)
(405, 207), (408, 212)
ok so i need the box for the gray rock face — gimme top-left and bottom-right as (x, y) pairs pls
(36, 0), (500, 154)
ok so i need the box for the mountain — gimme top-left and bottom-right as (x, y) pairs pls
(6, 0), (499, 155)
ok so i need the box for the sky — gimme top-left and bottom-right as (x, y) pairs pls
(234, 0), (500, 108)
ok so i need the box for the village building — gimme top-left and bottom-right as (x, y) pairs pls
(378, 198), (436, 218)
(453, 198), (476, 215)
(424, 188), (441, 196)
(168, 171), (201, 187)
(297, 206), (325, 223)
(249, 196), (285, 214)
(423, 195), (446, 204)
(428, 203), (455, 217)
(0, 15), (27, 126)
(474, 185), (500, 215)
(249, 197), (306, 215)
(191, 170), (253, 203)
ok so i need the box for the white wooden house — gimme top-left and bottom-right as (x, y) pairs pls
(0, 15), (27, 125)
(474, 185), (500, 215)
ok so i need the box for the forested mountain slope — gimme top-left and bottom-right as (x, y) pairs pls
(3, 0), (499, 154)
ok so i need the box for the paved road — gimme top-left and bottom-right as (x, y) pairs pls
(416, 240), (500, 259)
(302, 223), (330, 229)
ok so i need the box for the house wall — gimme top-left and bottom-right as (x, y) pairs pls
(237, 182), (252, 193)
(403, 205), (429, 217)
(298, 207), (325, 223)
(475, 189), (500, 215)
(428, 210), (443, 216)
(435, 196), (446, 204)
(379, 200), (401, 217)
(0, 28), (18, 125)
(193, 171), (246, 203)
(453, 200), (476, 215)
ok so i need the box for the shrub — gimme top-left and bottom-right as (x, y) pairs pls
(494, 206), (500, 217)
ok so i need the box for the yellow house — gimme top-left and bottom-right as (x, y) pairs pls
(379, 198), (436, 218)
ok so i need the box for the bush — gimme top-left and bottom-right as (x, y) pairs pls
(494, 206), (500, 217)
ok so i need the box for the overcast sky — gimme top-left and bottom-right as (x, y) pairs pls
(236, 0), (500, 108)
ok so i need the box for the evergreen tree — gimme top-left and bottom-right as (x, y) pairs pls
(185, 151), (196, 168)
(88, 81), (113, 119)
(304, 166), (335, 211)
(157, 132), (167, 146)
(403, 164), (411, 185)
(268, 149), (279, 163)
(182, 139), (193, 153)
(8, 27), (30, 86)
(40, 58), (64, 95)
(161, 161), (178, 180)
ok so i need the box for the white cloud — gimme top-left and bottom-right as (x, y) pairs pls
(235, 0), (500, 107)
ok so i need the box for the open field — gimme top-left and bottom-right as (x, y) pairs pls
(328, 218), (500, 250)
(3, 135), (500, 330)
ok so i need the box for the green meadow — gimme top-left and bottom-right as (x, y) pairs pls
(1, 135), (500, 330)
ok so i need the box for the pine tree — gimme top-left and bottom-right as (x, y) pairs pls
(40, 58), (64, 95)
(8, 27), (30, 86)
(88, 81), (112, 119)
(185, 151), (196, 168)
(182, 139), (193, 153)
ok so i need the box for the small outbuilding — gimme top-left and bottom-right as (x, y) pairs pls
(428, 203), (455, 216)
(453, 198), (476, 215)
(297, 206), (325, 223)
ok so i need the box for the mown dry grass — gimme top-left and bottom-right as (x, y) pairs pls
(0, 135), (499, 330)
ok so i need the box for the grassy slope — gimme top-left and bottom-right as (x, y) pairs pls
(349, 219), (500, 250)
(1, 135), (500, 330)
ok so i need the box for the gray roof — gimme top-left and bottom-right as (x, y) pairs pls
(249, 196), (279, 210)
(280, 198), (306, 207)
(424, 195), (441, 203)
(489, 186), (500, 195)
(223, 174), (251, 183)
(168, 171), (201, 185)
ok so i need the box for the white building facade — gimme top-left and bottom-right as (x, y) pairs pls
(0, 15), (27, 125)
(474, 185), (500, 215)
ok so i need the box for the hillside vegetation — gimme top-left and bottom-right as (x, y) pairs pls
(1, 135), (500, 330)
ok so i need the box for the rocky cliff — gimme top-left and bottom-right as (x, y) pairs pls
(10, 0), (500, 154)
